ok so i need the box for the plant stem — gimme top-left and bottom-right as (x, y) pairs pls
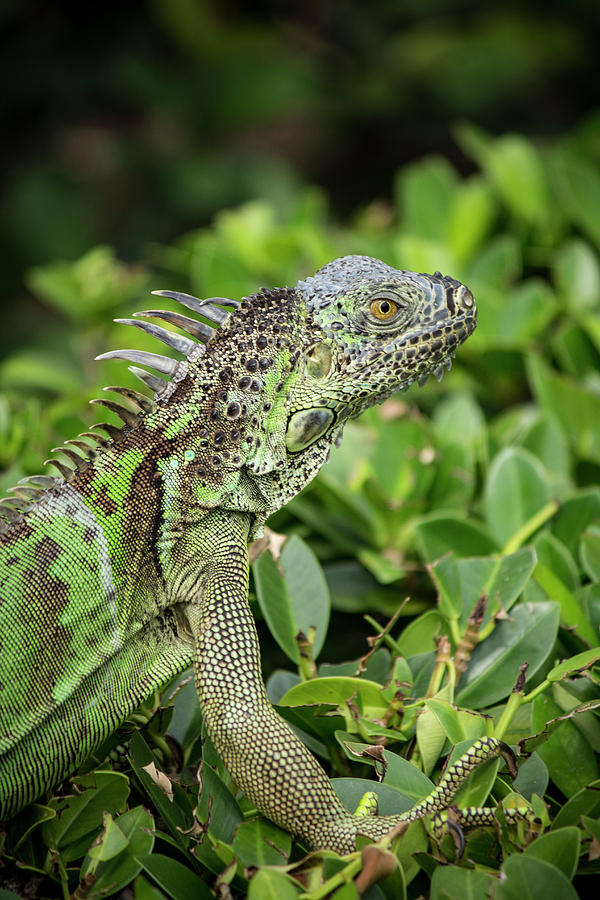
(502, 500), (559, 555)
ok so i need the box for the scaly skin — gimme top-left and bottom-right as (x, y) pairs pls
(0, 255), (486, 851)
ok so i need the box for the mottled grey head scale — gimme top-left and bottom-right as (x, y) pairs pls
(297, 255), (408, 310)
(291, 254), (477, 431)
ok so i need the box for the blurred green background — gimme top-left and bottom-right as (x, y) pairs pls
(2, 0), (600, 298)
(3, 5), (600, 893)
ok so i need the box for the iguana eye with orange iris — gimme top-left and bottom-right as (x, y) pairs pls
(370, 297), (400, 320)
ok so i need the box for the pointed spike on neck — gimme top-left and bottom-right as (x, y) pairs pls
(44, 459), (74, 480)
(102, 385), (154, 412)
(95, 349), (180, 377)
(113, 318), (196, 356)
(0, 501), (21, 522)
(151, 289), (234, 324)
(132, 309), (215, 342)
(89, 398), (139, 428)
(8, 485), (42, 499)
(51, 447), (88, 470)
(79, 431), (111, 449)
(128, 366), (167, 394)
(18, 474), (56, 489)
(89, 422), (125, 443)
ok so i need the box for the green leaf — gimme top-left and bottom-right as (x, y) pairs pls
(134, 876), (168, 900)
(483, 134), (550, 225)
(553, 487), (600, 553)
(83, 807), (155, 897)
(477, 279), (558, 350)
(547, 647), (600, 682)
(417, 684), (452, 776)
(552, 150), (600, 249)
(527, 355), (600, 464)
(581, 524), (600, 581)
(532, 562), (597, 645)
(382, 752), (434, 800)
(448, 176), (496, 264)
(87, 812), (129, 863)
(477, 547), (537, 624)
(484, 447), (551, 548)
(532, 532), (579, 593)
(551, 779), (600, 829)
(247, 869), (302, 899)
(521, 415), (571, 483)
(428, 553), (462, 621)
(254, 535), (330, 663)
(416, 513), (497, 563)
(523, 827), (580, 881)
(45, 770), (129, 854)
(497, 855), (578, 900)
(4, 803), (55, 854)
(425, 699), (487, 746)
(430, 864), (496, 900)
(396, 156), (458, 240)
(331, 778), (414, 817)
(512, 752), (549, 801)
(128, 733), (193, 850)
(196, 763), (243, 843)
(532, 694), (598, 797)
(396, 610), (449, 657)
(468, 233), (521, 288)
(553, 238), (600, 313)
(136, 854), (213, 900)
(232, 819), (291, 867)
(456, 601), (560, 708)
(279, 676), (387, 725)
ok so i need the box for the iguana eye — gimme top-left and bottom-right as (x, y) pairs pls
(369, 297), (401, 320)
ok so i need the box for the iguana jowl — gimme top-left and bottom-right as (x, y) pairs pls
(0, 255), (517, 852)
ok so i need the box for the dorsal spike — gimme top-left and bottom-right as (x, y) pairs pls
(95, 349), (180, 377)
(90, 422), (125, 442)
(89, 399), (139, 428)
(64, 438), (98, 456)
(8, 485), (42, 500)
(43, 458), (74, 480)
(79, 431), (111, 449)
(18, 474), (56, 490)
(151, 290), (237, 324)
(2, 496), (30, 511)
(113, 318), (196, 356)
(128, 366), (166, 394)
(51, 447), (89, 470)
(103, 386), (154, 412)
(0, 501), (21, 523)
(133, 310), (214, 342)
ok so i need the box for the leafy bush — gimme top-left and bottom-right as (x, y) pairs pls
(1, 123), (600, 898)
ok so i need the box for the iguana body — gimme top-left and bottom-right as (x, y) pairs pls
(0, 255), (510, 852)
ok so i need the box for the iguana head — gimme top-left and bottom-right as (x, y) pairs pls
(285, 255), (476, 451)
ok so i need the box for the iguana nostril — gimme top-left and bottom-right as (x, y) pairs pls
(459, 286), (475, 309)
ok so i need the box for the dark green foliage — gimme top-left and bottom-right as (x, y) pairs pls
(1, 124), (600, 896)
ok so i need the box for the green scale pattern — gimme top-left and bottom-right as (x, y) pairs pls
(0, 255), (501, 852)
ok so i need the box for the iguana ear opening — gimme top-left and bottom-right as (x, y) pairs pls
(286, 407), (335, 452)
(304, 342), (332, 380)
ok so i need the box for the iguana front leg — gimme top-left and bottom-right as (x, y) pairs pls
(185, 513), (517, 854)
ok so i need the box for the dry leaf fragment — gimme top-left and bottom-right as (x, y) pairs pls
(141, 761), (174, 802)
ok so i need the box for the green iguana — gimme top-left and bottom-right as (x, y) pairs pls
(0, 255), (521, 853)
